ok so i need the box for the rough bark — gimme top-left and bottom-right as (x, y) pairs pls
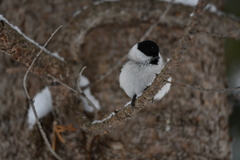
(0, 0), (235, 159)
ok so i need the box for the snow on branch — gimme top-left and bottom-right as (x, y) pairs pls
(0, 16), (68, 82)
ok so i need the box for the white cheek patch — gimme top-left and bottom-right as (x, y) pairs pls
(128, 44), (151, 62)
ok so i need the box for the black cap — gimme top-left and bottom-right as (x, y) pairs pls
(137, 40), (159, 58)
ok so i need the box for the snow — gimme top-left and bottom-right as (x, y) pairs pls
(206, 3), (217, 13)
(165, 118), (171, 131)
(125, 101), (132, 107)
(160, 0), (220, 14)
(83, 6), (88, 10)
(27, 87), (53, 129)
(73, 0), (119, 18)
(73, 10), (82, 18)
(166, 125), (171, 131)
(51, 52), (64, 61)
(0, 14), (64, 61)
(159, 0), (199, 6)
(154, 77), (172, 100)
(205, 3), (227, 17)
(79, 75), (101, 112)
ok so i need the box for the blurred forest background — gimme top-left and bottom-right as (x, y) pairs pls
(0, 0), (240, 159)
(225, 0), (240, 159)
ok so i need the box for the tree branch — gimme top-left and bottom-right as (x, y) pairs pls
(0, 19), (69, 83)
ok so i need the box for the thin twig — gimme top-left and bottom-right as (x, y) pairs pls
(48, 74), (78, 93)
(23, 25), (64, 160)
(166, 80), (240, 92)
(48, 68), (98, 119)
(1, 50), (12, 56)
(83, 0), (175, 90)
(77, 66), (98, 120)
(82, 55), (127, 90)
(52, 121), (57, 151)
(6, 67), (26, 74)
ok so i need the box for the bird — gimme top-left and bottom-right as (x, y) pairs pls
(119, 40), (171, 107)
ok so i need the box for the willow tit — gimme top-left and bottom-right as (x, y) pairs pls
(119, 40), (171, 106)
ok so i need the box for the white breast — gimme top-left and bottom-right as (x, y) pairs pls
(119, 61), (169, 99)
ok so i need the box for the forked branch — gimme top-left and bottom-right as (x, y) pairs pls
(23, 26), (63, 160)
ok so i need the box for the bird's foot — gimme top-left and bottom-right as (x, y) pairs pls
(131, 94), (137, 110)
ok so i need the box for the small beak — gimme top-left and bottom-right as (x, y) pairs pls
(150, 56), (160, 65)
(153, 56), (159, 60)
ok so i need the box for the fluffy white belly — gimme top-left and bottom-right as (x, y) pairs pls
(120, 61), (170, 99)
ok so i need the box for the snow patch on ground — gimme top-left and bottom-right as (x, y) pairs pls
(27, 87), (53, 129)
